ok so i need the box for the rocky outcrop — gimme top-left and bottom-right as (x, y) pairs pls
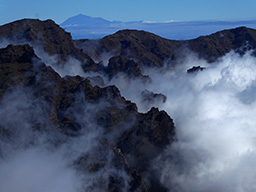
(116, 107), (175, 191)
(187, 66), (205, 73)
(141, 90), (167, 104)
(106, 55), (146, 79)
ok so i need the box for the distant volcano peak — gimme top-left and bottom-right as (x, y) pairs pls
(61, 14), (112, 27)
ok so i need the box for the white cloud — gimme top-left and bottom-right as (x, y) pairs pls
(103, 50), (256, 191)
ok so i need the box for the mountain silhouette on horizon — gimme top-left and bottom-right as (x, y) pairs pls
(61, 14), (256, 40)
(61, 14), (114, 27)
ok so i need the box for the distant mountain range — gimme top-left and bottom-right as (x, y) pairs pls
(61, 14), (256, 40)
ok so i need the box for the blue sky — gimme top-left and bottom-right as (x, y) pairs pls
(0, 0), (255, 25)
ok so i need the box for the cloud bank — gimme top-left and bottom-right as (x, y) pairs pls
(108, 50), (256, 192)
(47, 45), (256, 191)
(49, 47), (253, 191)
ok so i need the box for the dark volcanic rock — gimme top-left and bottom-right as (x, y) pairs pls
(117, 107), (175, 191)
(106, 55), (145, 79)
(0, 44), (41, 98)
(187, 66), (205, 73)
(117, 107), (175, 171)
(0, 44), (39, 63)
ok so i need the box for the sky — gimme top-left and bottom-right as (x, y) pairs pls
(0, 0), (255, 25)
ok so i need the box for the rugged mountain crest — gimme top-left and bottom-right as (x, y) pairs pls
(76, 26), (256, 73)
(188, 26), (256, 61)
(2, 19), (256, 79)
(76, 30), (181, 68)
(0, 19), (96, 69)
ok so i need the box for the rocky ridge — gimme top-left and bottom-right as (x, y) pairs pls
(0, 43), (175, 191)
(1, 19), (256, 79)
(77, 26), (256, 75)
(0, 19), (97, 70)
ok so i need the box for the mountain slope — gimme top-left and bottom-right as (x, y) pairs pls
(77, 26), (256, 71)
(188, 26), (256, 61)
(0, 19), (96, 69)
(76, 30), (181, 68)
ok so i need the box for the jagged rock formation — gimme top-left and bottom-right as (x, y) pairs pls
(0, 44), (175, 191)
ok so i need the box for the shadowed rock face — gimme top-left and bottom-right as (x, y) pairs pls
(0, 44), (175, 191)
(187, 66), (205, 73)
(0, 44), (39, 63)
(106, 55), (147, 79)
